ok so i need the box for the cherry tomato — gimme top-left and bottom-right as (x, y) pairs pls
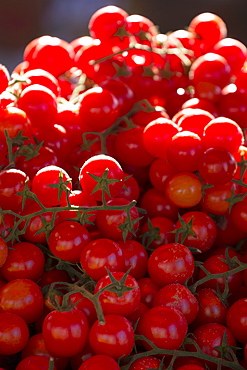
(89, 314), (134, 360)
(80, 238), (125, 281)
(31, 165), (72, 207)
(153, 283), (199, 324)
(202, 116), (243, 154)
(16, 355), (58, 370)
(188, 13), (227, 53)
(191, 288), (228, 329)
(165, 172), (202, 208)
(167, 130), (203, 172)
(142, 117), (179, 159)
(148, 243), (194, 287)
(0, 278), (44, 324)
(0, 168), (30, 212)
(197, 254), (243, 293)
(137, 306), (188, 350)
(0, 312), (29, 356)
(78, 87), (119, 132)
(188, 323), (236, 359)
(42, 308), (89, 357)
(21, 332), (68, 370)
(96, 198), (140, 241)
(68, 292), (97, 326)
(79, 154), (124, 201)
(174, 211), (217, 253)
(114, 126), (154, 167)
(1, 242), (45, 281)
(94, 272), (141, 316)
(48, 220), (91, 263)
(78, 354), (121, 370)
(128, 355), (163, 370)
(24, 35), (74, 77)
(118, 239), (148, 279)
(226, 298), (247, 343)
(198, 147), (237, 185)
(17, 84), (58, 129)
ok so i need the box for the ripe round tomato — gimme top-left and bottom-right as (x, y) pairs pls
(117, 239), (148, 279)
(96, 197), (140, 241)
(148, 243), (194, 287)
(21, 332), (69, 370)
(89, 5), (129, 41)
(153, 283), (199, 324)
(197, 254), (243, 293)
(0, 312), (29, 356)
(1, 242), (45, 281)
(191, 288), (228, 328)
(79, 154), (124, 201)
(79, 87), (119, 132)
(0, 278), (44, 324)
(42, 308), (89, 358)
(202, 116), (243, 154)
(15, 145), (59, 181)
(198, 147), (237, 185)
(188, 12), (227, 52)
(78, 354), (121, 370)
(80, 238), (125, 281)
(174, 211), (217, 253)
(140, 187), (179, 221)
(0, 168), (30, 212)
(142, 117), (179, 159)
(188, 323), (236, 359)
(19, 202), (60, 244)
(89, 314), (134, 359)
(128, 355), (163, 370)
(94, 272), (141, 316)
(137, 306), (188, 350)
(189, 53), (231, 102)
(165, 172), (202, 208)
(24, 35), (74, 77)
(16, 355), (58, 370)
(17, 84), (58, 129)
(31, 165), (72, 207)
(48, 220), (91, 263)
(226, 298), (247, 343)
(114, 126), (155, 168)
(140, 216), (175, 250)
(166, 130), (203, 172)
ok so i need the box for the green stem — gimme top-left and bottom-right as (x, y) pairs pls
(189, 262), (247, 293)
(120, 336), (245, 370)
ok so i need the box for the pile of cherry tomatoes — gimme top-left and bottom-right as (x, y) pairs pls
(1, 5), (247, 370)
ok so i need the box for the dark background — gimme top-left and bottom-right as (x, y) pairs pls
(1, 0), (247, 73)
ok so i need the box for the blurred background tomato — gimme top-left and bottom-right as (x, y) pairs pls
(0, 0), (247, 72)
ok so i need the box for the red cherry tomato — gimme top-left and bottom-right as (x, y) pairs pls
(42, 308), (89, 358)
(137, 306), (188, 350)
(80, 238), (125, 281)
(89, 314), (134, 360)
(94, 272), (141, 316)
(0, 312), (29, 356)
(148, 243), (194, 287)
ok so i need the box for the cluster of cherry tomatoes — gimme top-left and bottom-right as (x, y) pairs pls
(1, 5), (247, 370)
